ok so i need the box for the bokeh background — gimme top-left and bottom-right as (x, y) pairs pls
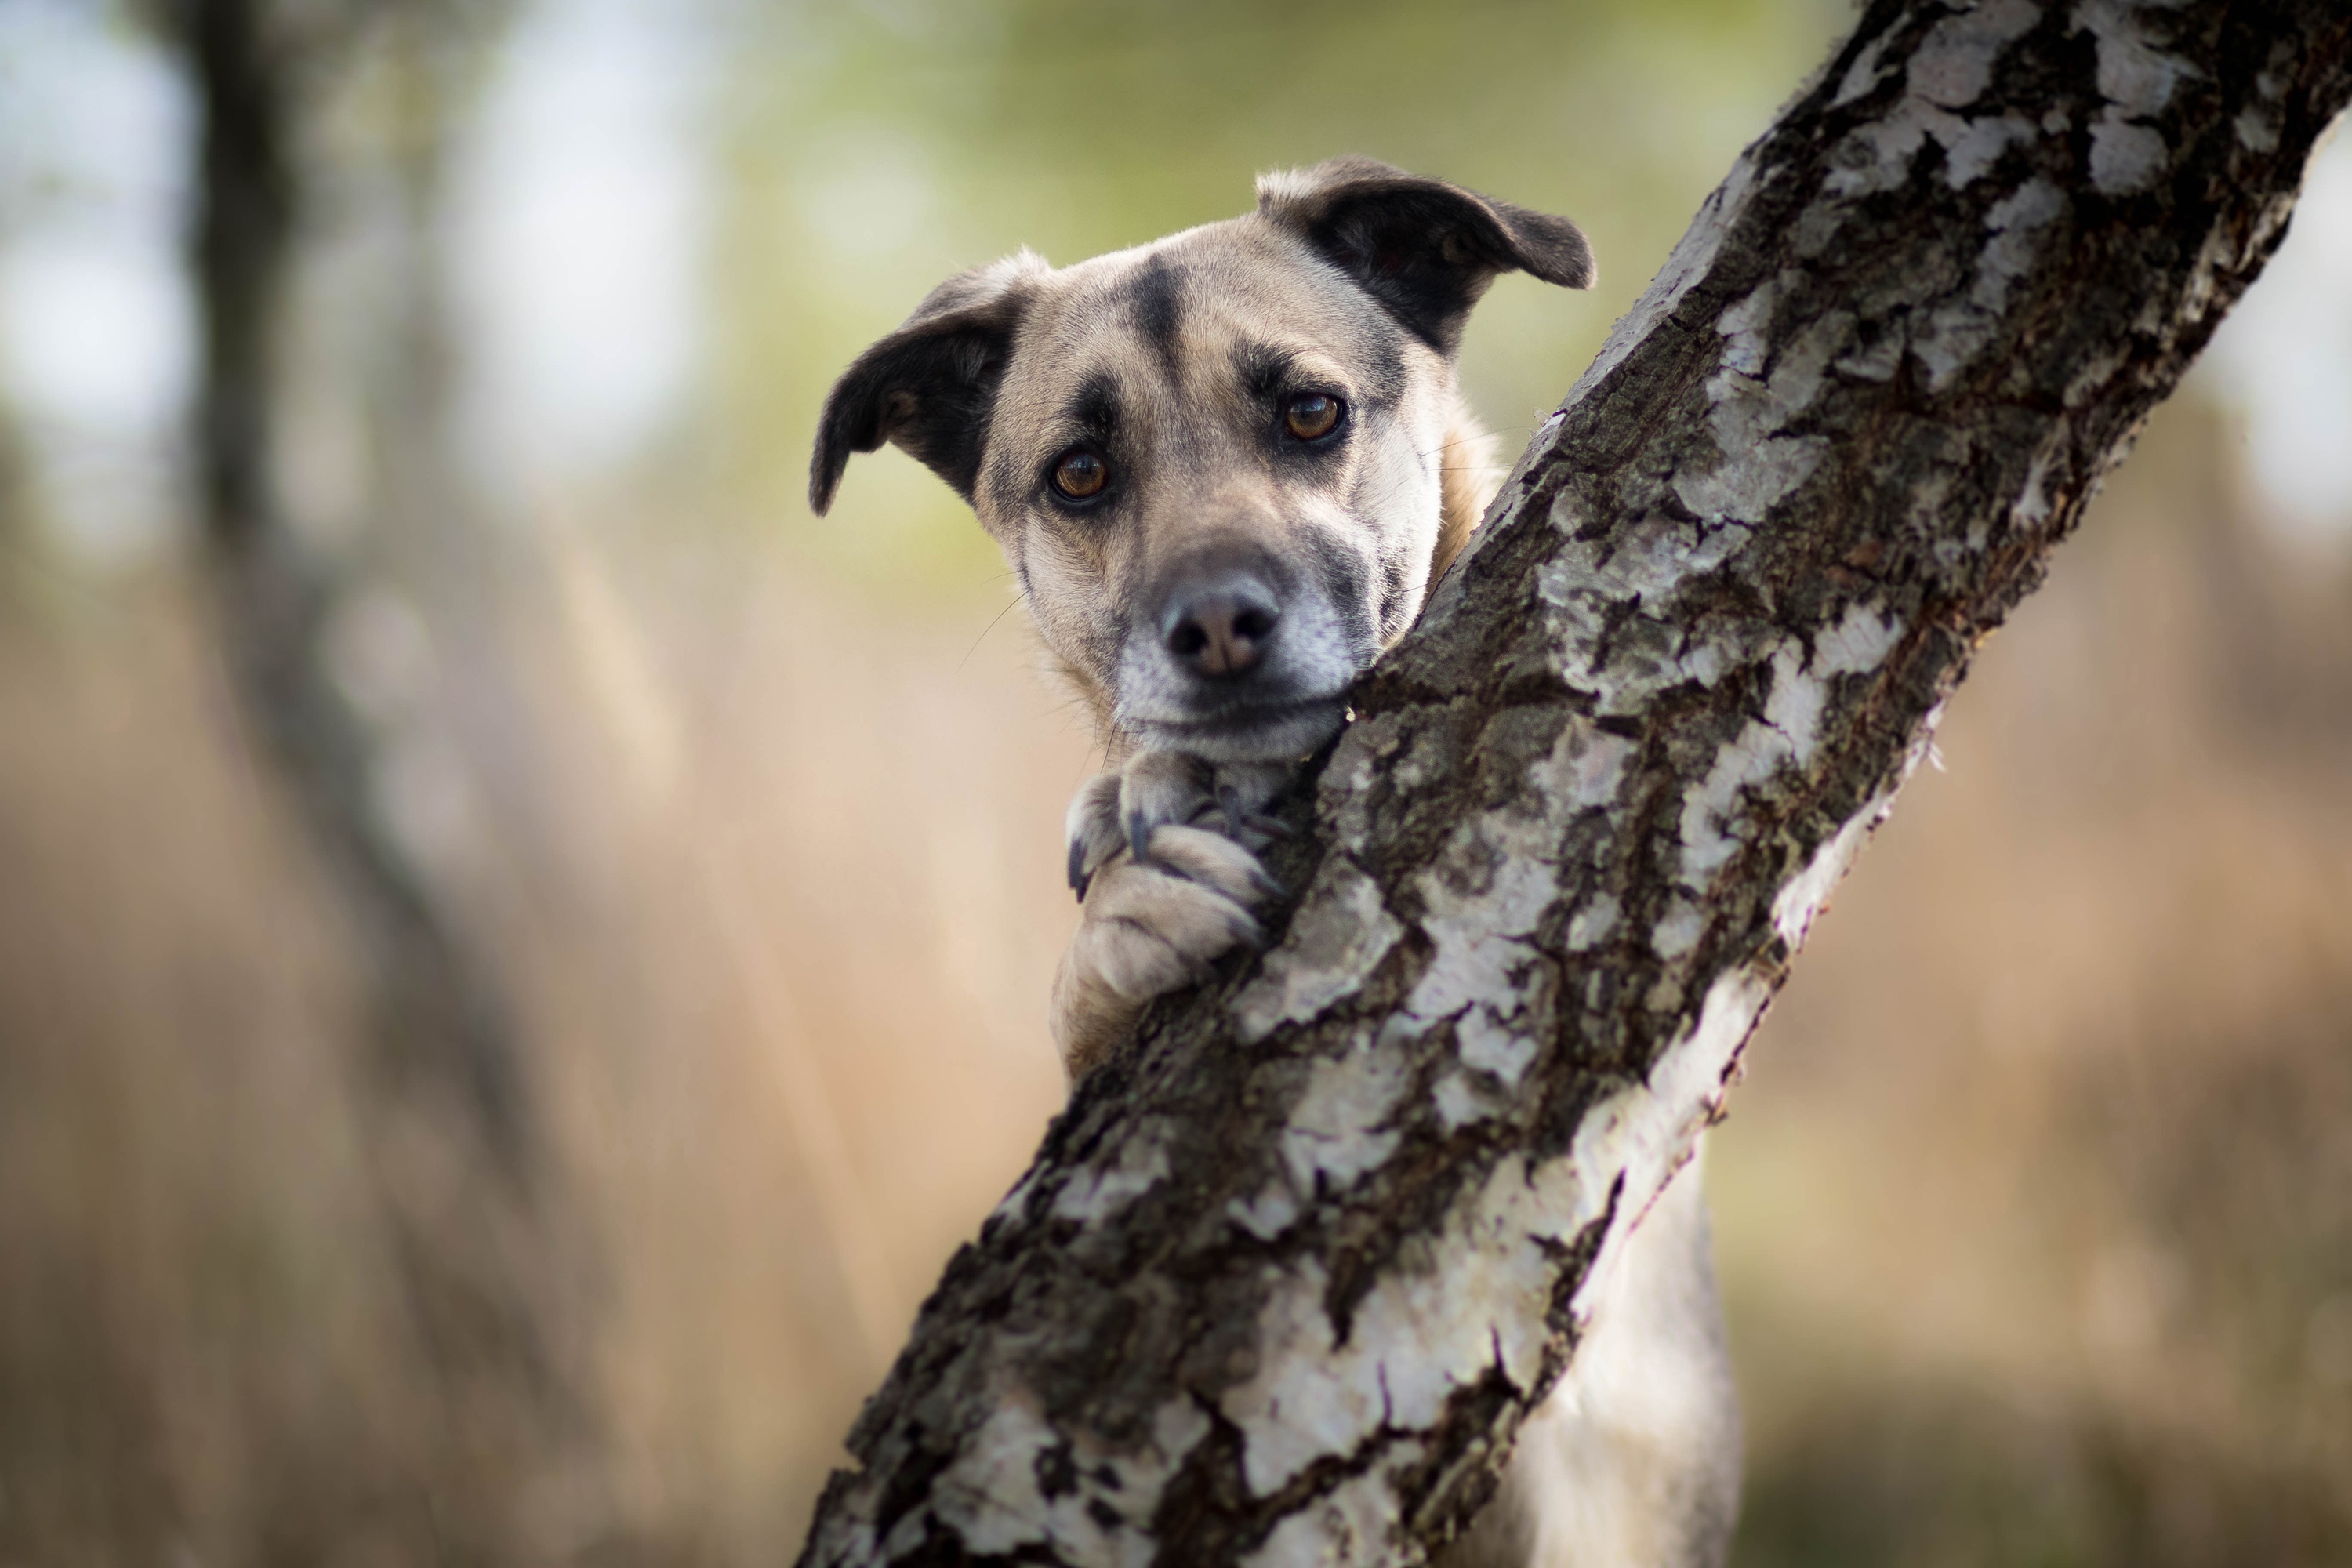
(3, 1), (2350, 1563)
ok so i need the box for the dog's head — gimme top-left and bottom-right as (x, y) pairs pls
(811, 158), (1592, 764)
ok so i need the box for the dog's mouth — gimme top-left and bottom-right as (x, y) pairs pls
(1128, 692), (1351, 764)
(1109, 585), (1376, 765)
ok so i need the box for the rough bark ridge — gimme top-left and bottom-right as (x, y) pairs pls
(800, 5), (2352, 1565)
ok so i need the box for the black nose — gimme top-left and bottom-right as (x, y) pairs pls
(1163, 579), (1279, 678)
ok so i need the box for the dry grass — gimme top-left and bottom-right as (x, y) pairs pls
(1, 396), (2347, 1566)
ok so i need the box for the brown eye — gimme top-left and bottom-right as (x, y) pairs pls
(1283, 393), (1341, 441)
(1052, 448), (1108, 499)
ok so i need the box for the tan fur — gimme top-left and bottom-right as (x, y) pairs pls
(1433, 398), (1503, 595)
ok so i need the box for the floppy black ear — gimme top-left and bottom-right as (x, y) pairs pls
(809, 251), (1047, 514)
(1256, 157), (1594, 356)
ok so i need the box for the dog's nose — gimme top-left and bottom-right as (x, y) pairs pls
(1162, 580), (1279, 678)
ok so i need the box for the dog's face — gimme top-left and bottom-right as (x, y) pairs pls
(812, 158), (1592, 764)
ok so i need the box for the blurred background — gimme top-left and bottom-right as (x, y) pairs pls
(2, 0), (2348, 1563)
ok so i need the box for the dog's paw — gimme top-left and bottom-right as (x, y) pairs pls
(1052, 752), (1290, 1076)
(1064, 752), (1290, 898)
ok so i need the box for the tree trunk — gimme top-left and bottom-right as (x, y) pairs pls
(180, 2), (583, 1556)
(796, 3), (2352, 1565)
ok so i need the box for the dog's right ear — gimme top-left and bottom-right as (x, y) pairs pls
(809, 250), (1047, 515)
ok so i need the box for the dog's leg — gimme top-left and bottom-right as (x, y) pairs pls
(1438, 1149), (1741, 1568)
(1053, 751), (1287, 1079)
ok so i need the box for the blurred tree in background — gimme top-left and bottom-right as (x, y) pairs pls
(166, 0), (607, 1563)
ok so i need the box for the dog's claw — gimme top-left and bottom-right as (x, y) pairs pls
(1218, 783), (1247, 838)
(1243, 812), (1294, 840)
(1068, 838), (1091, 901)
(1126, 811), (1154, 869)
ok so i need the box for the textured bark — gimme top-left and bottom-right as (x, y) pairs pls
(800, 5), (2352, 1566)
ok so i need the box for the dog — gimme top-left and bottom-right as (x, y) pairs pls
(813, 158), (1742, 1568)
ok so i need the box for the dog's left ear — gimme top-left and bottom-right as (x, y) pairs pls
(810, 250), (1047, 514)
(1257, 157), (1593, 356)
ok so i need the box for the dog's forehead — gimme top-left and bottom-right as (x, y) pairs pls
(1004, 216), (1402, 401)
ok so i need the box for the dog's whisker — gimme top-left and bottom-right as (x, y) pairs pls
(1417, 423), (1533, 459)
(956, 590), (1030, 672)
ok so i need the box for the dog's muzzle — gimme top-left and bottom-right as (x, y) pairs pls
(1117, 550), (1360, 764)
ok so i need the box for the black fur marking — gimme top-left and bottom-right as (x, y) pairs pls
(1063, 372), (1122, 444)
(1298, 525), (1379, 662)
(1232, 341), (1300, 401)
(1123, 254), (1186, 383)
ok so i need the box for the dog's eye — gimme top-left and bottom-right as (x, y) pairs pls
(1283, 393), (1342, 442)
(1051, 448), (1109, 500)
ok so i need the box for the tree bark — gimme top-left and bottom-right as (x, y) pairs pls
(798, 4), (2352, 1565)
